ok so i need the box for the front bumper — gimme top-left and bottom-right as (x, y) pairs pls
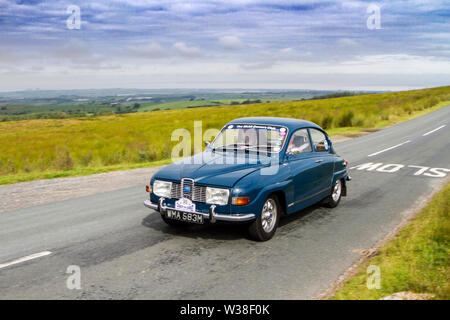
(143, 198), (255, 223)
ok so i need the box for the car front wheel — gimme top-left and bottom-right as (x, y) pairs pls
(248, 195), (280, 241)
(325, 179), (342, 208)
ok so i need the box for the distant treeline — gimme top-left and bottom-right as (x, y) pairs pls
(0, 93), (368, 122)
(308, 91), (367, 100)
(0, 103), (142, 122)
(185, 99), (263, 108)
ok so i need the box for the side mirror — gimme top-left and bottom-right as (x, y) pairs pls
(325, 139), (332, 151)
(324, 139), (330, 151)
(314, 140), (330, 152)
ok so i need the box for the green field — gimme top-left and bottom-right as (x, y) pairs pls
(139, 99), (259, 111)
(0, 86), (449, 185)
(0, 90), (337, 121)
(333, 182), (450, 300)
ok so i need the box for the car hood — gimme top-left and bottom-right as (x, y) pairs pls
(154, 150), (277, 188)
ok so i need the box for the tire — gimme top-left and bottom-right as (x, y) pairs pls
(161, 214), (187, 226)
(248, 195), (281, 241)
(324, 179), (343, 208)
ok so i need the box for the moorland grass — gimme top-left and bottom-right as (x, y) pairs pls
(0, 86), (449, 185)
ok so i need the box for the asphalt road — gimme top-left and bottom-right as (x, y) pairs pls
(1, 106), (449, 299)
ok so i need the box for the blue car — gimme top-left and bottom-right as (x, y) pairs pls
(144, 117), (350, 241)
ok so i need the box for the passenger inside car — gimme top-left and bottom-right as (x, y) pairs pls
(287, 130), (312, 154)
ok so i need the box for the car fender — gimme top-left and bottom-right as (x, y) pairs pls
(248, 180), (291, 218)
(332, 168), (348, 196)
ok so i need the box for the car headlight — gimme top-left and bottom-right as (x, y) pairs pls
(153, 180), (172, 198)
(206, 187), (229, 205)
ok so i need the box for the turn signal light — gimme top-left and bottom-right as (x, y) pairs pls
(344, 159), (348, 167)
(232, 197), (250, 206)
(146, 185), (150, 193)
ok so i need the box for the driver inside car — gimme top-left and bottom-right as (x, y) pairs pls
(236, 128), (259, 148)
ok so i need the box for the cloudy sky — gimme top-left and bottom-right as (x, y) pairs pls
(0, 0), (449, 91)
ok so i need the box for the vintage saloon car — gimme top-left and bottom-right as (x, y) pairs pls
(144, 117), (350, 241)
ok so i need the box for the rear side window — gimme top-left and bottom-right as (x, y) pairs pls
(310, 128), (329, 152)
(287, 129), (312, 154)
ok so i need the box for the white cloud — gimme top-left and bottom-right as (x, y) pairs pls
(218, 36), (243, 50)
(173, 42), (203, 57)
(1, 0), (449, 90)
(241, 60), (276, 70)
(129, 41), (167, 59)
(279, 48), (294, 54)
(336, 38), (358, 47)
(0, 51), (19, 64)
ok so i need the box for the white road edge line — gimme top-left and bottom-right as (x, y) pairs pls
(0, 251), (52, 270)
(368, 140), (411, 157)
(422, 125), (446, 136)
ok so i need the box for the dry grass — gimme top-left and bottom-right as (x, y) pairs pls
(0, 86), (449, 184)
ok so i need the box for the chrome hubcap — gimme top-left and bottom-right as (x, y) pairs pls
(332, 180), (342, 202)
(261, 199), (277, 233)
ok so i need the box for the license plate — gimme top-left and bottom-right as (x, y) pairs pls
(175, 198), (196, 213)
(166, 210), (204, 224)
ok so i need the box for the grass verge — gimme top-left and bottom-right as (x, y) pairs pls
(0, 159), (172, 185)
(1, 87), (449, 185)
(2, 99), (445, 186)
(333, 182), (450, 300)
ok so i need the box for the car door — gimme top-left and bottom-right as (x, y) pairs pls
(308, 128), (334, 195)
(286, 129), (321, 206)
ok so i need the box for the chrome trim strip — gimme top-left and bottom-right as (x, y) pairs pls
(288, 186), (331, 207)
(212, 213), (255, 222)
(181, 177), (195, 199)
(209, 204), (217, 223)
(143, 200), (255, 222)
(144, 199), (158, 210)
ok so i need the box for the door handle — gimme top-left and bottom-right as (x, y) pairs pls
(315, 159), (323, 163)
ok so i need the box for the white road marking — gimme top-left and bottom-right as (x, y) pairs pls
(350, 162), (449, 178)
(422, 125), (446, 136)
(368, 140), (411, 157)
(0, 251), (52, 270)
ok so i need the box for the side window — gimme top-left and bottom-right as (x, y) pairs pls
(287, 129), (312, 155)
(310, 129), (329, 152)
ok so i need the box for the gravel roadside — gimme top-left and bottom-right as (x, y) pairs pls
(0, 167), (161, 213)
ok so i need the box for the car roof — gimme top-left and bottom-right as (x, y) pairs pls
(227, 117), (323, 132)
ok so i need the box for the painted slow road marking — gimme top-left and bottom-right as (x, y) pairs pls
(423, 125), (446, 136)
(350, 162), (450, 178)
(0, 251), (52, 270)
(368, 140), (411, 157)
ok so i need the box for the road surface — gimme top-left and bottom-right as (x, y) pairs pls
(0, 106), (449, 299)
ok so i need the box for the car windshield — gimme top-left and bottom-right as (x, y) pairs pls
(210, 124), (288, 153)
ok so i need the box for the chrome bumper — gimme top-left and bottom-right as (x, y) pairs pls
(143, 199), (255, 223)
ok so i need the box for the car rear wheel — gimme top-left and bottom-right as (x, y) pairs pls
(248, 195), (280, 241)
(325, 179), (342, 208)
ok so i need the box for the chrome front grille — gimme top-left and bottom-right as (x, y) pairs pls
(170, 183), (182, 199)
(192, 185), (207, 203)
(170, 181), (207, 203)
